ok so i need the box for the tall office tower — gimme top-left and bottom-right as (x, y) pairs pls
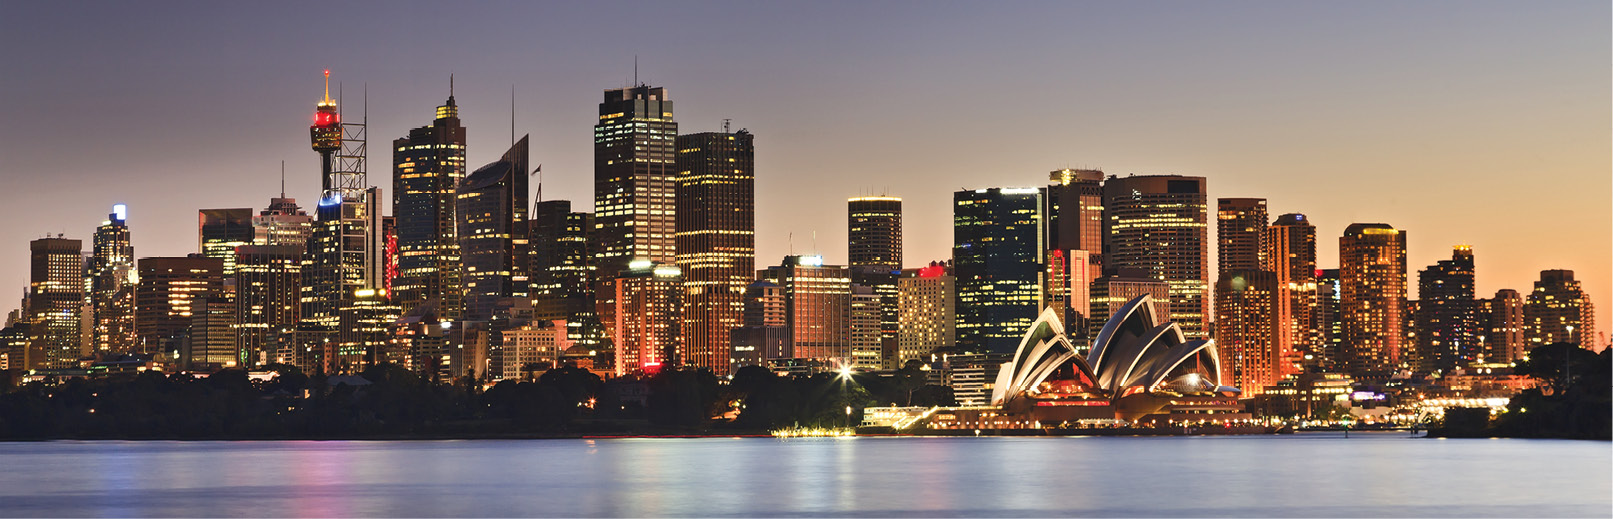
(897, 262), (954, 365)
(302, 70), (378, 336)
(731, 280), (787, 367)
(529, 201), (602, 350)
(1088, 271), (1171, 343)
(1524, 270), (1596, 347)
(136, 256), (225, 358)
(336, 288), (402, 373)
(614, 261), (682, 376)
(1103, 175), (1210, 339)
(1217, 198), (1268, 276)
(234, 245), (302, 367)
(25, 238), (84, 369)
(953, 188), (1044, 353)
(184, 292), (237, 369)
(759, 255), (853, 364)
(1483, 289), (1526, 362)
(1043, 169), (1104, 331)
(1316, 269), (1342, 370)
(457, 137), (531, 322)
(847, 196), (902, 368)
(848, 197), (902, 271)
(199, 208), (254, 276)
(392, 87), (467, 319)
(1214, 271), (1282, 396)
(594, 85), (677, 275)
(1416, 245), (1477, 373)
(1338, 223), (1407, 377)
(253, 196), (313, 249)
(1264, 213), (1318, 369)
(676, 130), (755, 376)
(88, 205), (136, 353)
(849, 285), (883, 370)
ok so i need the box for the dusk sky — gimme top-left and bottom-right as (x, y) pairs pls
(2, 2), (1607, 339)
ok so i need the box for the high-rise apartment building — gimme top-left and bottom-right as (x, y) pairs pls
(457, 137), (530, 322)
(759, 255), (852, 364)
(897, 262), (954, 365)
(1103, 175), (1210, 339)
(26, 237), (84, 369)
(1524, 270), (1595, 347)
(89, 205), (136, 353)
(253, 197), (313, 249)
(848, 197), (902, 272)
(1217, 198), (1268, 276)
(234, 245), (302, 367)
(614, 261), (682, 376)
(1316, 268), (1342, 370)
(1416, 245), (1477, 372)
(676, 130), (755, 376)
(392, 89), (467, 319)
(136, 256), (225, 358)
(1264, 213), (1318, 370)
(1481, 289), (1526, 363)
(1215, 270), (1282, 396)
(953, 188), (1044, 353)
(199, 208), (254, 276)
(1338, 223), (1407, 376)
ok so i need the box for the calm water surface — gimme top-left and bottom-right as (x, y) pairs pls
(0, 432), (1606, 517)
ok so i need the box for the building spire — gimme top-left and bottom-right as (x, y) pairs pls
(320, 69), (334, 107)
(280, 160), (286, 198)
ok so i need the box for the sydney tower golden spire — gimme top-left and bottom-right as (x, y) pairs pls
(310, 69), (342, 193)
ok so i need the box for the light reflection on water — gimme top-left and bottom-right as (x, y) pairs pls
(0, 432), (1606, 517)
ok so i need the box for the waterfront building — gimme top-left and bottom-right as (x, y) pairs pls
(759, 255), (852, 366)
(1523, 270), (1595, 347)
(676, 130), (755, 376)
(1264, 213), (1318, 370)
(1102, 175), (1210, 339)
(614, 261), (682, 376)
(1338, 223), (1407, 377)
(136, 256), (225, 359)
(26, 237), (84, 369)
(1482, 289), (1526, 363)
(392, 87), (467, 319)
(897, 262), (955, 365)
(953, 187), (1044, 353)
(253, 196), (313, 249)
(457, 137), (530, 322)
(88, 205), (136, 353)
(594, 85), (677, 350)
(234, 245), (302, 367)
(1214, 270), (1283, 396)
(199, 208), (254, 276)
(1416, 246), (1477, 373)
(1217, 198), (1268, 276)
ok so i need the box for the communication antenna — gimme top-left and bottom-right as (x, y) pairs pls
(511, 85), (516, 146)
(634, 55), (639, 86)
(722, 118), (731, 133)
(280, 160), (286, 198)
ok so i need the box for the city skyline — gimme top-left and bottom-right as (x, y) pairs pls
(0, 2), (1606, 340)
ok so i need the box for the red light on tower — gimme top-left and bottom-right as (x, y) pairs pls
(310, 70), (342, 153)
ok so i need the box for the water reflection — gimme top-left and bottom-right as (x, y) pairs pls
(0, 434), (1605, 517)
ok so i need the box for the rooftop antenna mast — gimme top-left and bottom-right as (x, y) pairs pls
(511, 85), (516, 146)
(280, 161), (286, 197)
(634, 55), (639, 86)
(722, 118), (731, 133)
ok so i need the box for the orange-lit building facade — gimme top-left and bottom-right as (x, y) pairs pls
(614, 262), (682, 376)
(1339, 223), (1407, 376)
(676, 130), (754, 376)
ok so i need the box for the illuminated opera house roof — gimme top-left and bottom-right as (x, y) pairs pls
(990, 294), (1237, 411)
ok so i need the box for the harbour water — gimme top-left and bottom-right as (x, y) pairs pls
(0, 432), (1606, 517)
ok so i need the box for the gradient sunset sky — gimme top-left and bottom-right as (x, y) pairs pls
(2, 2), (1607, 340)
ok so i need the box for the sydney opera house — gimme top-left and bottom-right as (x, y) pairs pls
(924, 295), (1251, 430)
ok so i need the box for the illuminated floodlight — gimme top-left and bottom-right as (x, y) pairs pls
(112, 204), (127, 221)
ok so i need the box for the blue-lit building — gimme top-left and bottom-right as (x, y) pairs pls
(953, 188), (1044, 354)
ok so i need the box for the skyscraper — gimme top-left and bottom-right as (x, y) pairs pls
(1416, 245), (1477, 372)
(953, 188), (1044, 354)
(1264, 213), (1318, 369)
(234, 245), (302, 367)
(529, 200), (600, 350)
(392, 87), (467, 319)
(849, 286), (883, 370)
(301, 71), (380, 345)
(199, 208), (254, 276)
(1316, 268), (1343, 370)
(1103, 175), (1210, 339)
(614, 261), (682, 376)
(759, 255), (852, 364)
(848, 197), (902, 272)
(88, 205), (136, 353)
(1524, 270), (1595, 347)
(1215, 270), (1281, 395)
(26, 237), (84, 369)
(594, 85), (677, 354)
(897, 262), (954, 365)
(1217, 198), (1268, 276)
(253, 196), (313, 249)
(1338, 223), (1407, 376)
(136, 256), (225, 359)
(1043, 169), (1104, 329)
(457, 136), (530, 322)
(676, 130), (755, 376)
(1481, 289), (1526, 363)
